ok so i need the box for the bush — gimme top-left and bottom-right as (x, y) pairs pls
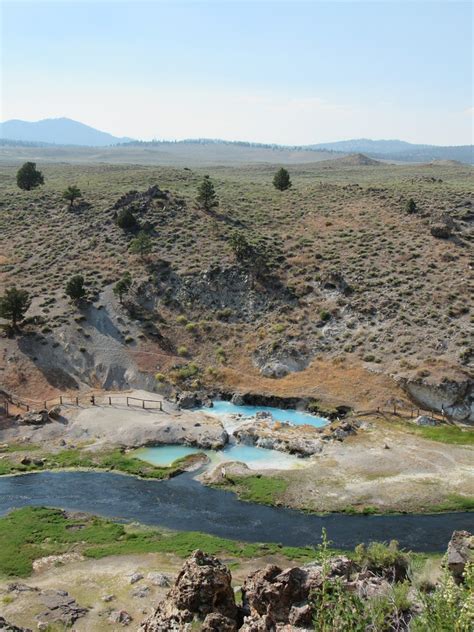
(16, 162), (44, 190)
(65, 275), (86, 302)
(116, 207), (138, 230)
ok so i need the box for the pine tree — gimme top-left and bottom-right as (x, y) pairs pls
(113, 272), (132, 303)
(196, 176), (218, 212)
(129, 231), (153, 259)
(273, 168), (292, 191)
(16, 162), (44, 191)
(63, 185), (82, 209)
(0, 286), (31, 327)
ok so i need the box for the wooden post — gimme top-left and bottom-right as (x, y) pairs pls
(60, 395), (63, 405)
(109, 396), (111, 405)
(393, 404), (396, 415)
(76, 397), (79, 406)
(26, 404), (29, 412)
(142, 399), (145, 409)
(126, 397), (129, 407)
(159, 401), (163, 411)
(91, 395), (95, 406)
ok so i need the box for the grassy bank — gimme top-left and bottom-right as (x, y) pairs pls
(0, 507), (320, 578)
(0, 446), (203, 479)
(402, 422), (474, 446)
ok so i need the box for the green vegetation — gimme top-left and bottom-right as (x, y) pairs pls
(62, 184), (82, 209)
(215, 474), (289, 505)
(273, 166), (292, 191)
(0, 506), (318, 578)
(0, 286), (31, 327)
(406, 197), (418, 214)
(397, 420), (474, 446)
(16, 161), (44, 190)
(424, 494), (474, 513)
(113, 271), (132, 303)
(129, 230), (153, 258)
(0, 447), (197, 479)
(116, 206), (138, 230)
(65, 274), (86, 302)
(196, 174), (218, 211)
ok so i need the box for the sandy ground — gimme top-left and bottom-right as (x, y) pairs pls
(278, 417), (474, 512)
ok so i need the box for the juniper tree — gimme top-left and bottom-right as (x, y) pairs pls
(406, 198), (417, 214)
(129, 231), (152, 260)
(16, 162), (44, 191)
(65, 275), (86, 302)
(273, 167), (292, 191)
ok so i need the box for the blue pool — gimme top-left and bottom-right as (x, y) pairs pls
(136, 443), (306, 470)
(200, 400), (328, 428)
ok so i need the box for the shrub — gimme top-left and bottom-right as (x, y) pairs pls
(65, 275), (86, 302)
(16, 162), (44, 190)
(273, 167), (292, 191)
(116, 207), (138, 230)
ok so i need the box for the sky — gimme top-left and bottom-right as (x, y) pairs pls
(1, 0), (473, 145)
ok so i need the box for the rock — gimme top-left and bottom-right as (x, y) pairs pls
(129, 572), (144, 584)
(108, 610), (133, 626)
(48, 406), (61, 420)
(146, 572), (170, 587)
(176, 391), (199, 409)
(36, 589), (87, 626)
(0, 616), (32, 631)
(231, 393), (245, 406)
(140, 550), (237, 630)
(233, 420), (325, 457)
(430, 216), (455, 239)
(102, 594), (115, 602)
(446, 530), (473, 583)
(19, 410), (49, 426)
(415, 415), (439, 426)
(202, 613), (238, 631)
(240, 613), (276, 631)
(133, 586), (150, 598)
(20, 457), (31, 465)
(399, 375), (473, 423)
(288, 603), (312, 626)
(255, 411), (272, 420)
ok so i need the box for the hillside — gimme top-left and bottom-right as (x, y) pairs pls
(0, 117), (133, 146)
(0, 159), (472, 419)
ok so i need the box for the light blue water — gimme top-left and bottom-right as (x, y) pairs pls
(200, 400), (328, 428)
(136, 444), (305, 470)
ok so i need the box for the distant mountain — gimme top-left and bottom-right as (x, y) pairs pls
(309, 138), (473, 164)
(0, 118), (134, 147)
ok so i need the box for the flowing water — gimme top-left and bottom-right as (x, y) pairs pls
(0, 471), (472, 552)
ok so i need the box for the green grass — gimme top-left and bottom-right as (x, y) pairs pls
(214, 474), (289, 505)
(0, 448), (200, 480)
(0, 506), (318, 578)
(424, 494), (474, 513)
(407, 424), (474, 446)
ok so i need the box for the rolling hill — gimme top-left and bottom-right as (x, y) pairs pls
(0, 117), (133, 146)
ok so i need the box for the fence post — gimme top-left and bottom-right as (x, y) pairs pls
(142, 399), (145, 409)
(159, 401), (162, 411)
(393, 404), (396, 415)
(76, 397), (79, 406)
(91, 395), (95, 406)
(60, 395), (63, 405)
(126, 397), (129, 407)
(26, 404), (29, 412)
(109, 396), (111, 406)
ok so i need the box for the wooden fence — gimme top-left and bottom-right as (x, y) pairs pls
(0, 389), (163, 415)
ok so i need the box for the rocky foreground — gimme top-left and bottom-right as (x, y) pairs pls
(140, 531), (473, 632)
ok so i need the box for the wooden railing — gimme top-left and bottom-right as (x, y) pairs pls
(0, 389), (163, 415)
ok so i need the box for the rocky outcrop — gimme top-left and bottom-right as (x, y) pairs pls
(446, 530), (473, 584)
(141, 550), (238, 631)
(0, 617), (32, 632)
(36, 589), (88, 627)
(176, 390), (212, 409)
(399, 375), (473, 423)
(233, 418), (359, 457)
(430, 215), (455, 239)
(17, 410), (50, 425)
(253, 343), (310, 378)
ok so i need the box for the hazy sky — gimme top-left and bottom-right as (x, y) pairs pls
(1, 0), (473, 145)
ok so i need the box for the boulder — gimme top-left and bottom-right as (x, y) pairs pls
(36, 589), (88, 626)
(415, 415), (439, 426)
(177, 391), (199, 409)
(146, 572), (171, 587)
(202, 613), (238, 631)
(231, 393), (245, 406)
(48, 406), (61, 420)
(446, 530), (473, 583)
(108, 610), (133, 626)
(140, 550), (238, 631)
(430, 216), (455, 239)
(19, 410), (49, 425)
